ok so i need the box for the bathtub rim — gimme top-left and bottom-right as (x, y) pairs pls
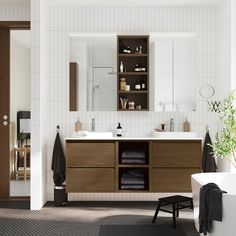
(191, 172), (236, 197)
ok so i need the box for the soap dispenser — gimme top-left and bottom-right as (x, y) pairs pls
(161, 124), (166, 131)
(75, 118), (82, 132)
(183, 118), (190, 132)
(116, 122), (122, 137)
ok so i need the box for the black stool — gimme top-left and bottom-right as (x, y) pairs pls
(152, 195), (193, 228)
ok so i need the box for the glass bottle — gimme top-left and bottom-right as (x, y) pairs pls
(183, 118), (190, 132)
(120, 61), (124, 73)
(117, 122), (122, 137)
(75, 118), (82, 132)
(120, 78), (126, 91)
(135, 78), (141, 90)
(140, 77), (146, 90)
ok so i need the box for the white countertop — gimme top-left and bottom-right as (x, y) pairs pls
(65, 136), (202, 141)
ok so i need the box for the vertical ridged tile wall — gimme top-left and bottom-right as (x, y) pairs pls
(215, 0), (233, 171)
(229, 6), (236, 189)
(31, 0), (49, 210)
(216, 0), (231, 100)
(0, 6), (30, 21)
(44, 6), (223, 201)
(231, 0), (236, 89)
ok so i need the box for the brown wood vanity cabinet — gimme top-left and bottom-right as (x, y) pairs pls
(65, 139), (201, 193)
(151, 140), (202, 192)
(66, 141), (115, 192)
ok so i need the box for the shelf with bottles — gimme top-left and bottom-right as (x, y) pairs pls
(118, 72), (148, 75)
(117, 109), (148, 111)
(117, 35), (149, 111)
(118, 35), (149, 55)
(118, 90), (148, 94)
(118, 76), (148, 92)
(118, 59), (148, 73)
(118, 93), (148, 110)
(118, 53), (148, 57)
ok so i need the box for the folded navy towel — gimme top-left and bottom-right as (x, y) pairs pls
(121, 150), (146, 159)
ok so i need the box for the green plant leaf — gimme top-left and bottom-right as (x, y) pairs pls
(211, 90), (236, 166)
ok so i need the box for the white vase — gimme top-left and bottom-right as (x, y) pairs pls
(217, 153), (236, 172)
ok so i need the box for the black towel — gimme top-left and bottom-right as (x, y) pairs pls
(51, 133), (65, 186)
(199, 183), (226, 235)
(202, 132), (217, 172)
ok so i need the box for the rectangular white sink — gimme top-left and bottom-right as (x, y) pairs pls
(74, 131), (113, 138)
(153, 131), (196, 139)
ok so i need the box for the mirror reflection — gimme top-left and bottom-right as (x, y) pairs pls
(69, 33), (198, 112)
(153, 36), (197, 111)
(69, 34), (117, 111)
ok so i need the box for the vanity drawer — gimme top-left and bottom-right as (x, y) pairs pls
(152, 141), (201, 167)
(66, 168), (115, 192)
(152, 167), (200, 192)
(67, 142), (115, 167)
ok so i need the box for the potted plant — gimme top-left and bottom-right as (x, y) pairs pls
(211, 90), (236, 167)
(17, 131), (27, 147)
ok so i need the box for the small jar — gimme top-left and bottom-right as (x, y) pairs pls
(136, 105), (141, 110)
(125, 85), (130, 91)
(128, 101), (135, 110)
(120, 78), (126, 91)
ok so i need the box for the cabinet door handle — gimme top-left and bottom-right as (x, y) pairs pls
(3, 115), (8, 120)
(3, 121), (8, 126)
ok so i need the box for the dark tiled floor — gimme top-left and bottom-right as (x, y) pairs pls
(0, 201), (199, 236)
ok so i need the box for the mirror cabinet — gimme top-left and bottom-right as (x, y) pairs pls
(69, 34), (197, 112)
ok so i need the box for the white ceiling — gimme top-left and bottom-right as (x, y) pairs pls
(47, 0), (222, 7)
(0, 0), (222, 7)
(11, 30), (30, 50)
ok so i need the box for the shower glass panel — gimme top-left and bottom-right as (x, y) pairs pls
(69, 34), (117, 111)
(91, 67), (116, 111)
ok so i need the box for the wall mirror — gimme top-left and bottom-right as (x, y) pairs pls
(68, 33), (198, 112)
(151, 35), (197, 112)
(17, 111), (31, 139)
(69, 34), (117, 111)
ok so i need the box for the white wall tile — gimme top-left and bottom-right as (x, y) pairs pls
(30, 0), (49, 210)
(0, 6), (30, 21)
(215, 0), (233, 171)
(28, 4), (233, 203)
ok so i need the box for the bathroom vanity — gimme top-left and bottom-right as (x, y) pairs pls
(66, 137), (201, 193)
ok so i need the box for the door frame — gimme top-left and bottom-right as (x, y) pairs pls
(0, 21), (30, 200)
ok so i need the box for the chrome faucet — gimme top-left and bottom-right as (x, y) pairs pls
(170, 118), (174, 132)
(91, 118), (95, 132)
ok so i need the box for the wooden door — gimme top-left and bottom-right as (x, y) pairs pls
(0, 27), (10, 198)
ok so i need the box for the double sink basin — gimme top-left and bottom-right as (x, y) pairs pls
(73, 131), (197, 139)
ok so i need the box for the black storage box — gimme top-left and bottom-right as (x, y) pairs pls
(54, 185), (68, 206)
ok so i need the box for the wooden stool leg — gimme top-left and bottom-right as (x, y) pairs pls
(176, 203), (179, 217)
(152, 202), (161, 223)
(23, 149), (27, 180)
(190, 200), (193, 209)
(172, 203), (176, 228)
(13, 149), (17, 179)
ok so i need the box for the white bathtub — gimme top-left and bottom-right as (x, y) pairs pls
(191, 172), (236, 236)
